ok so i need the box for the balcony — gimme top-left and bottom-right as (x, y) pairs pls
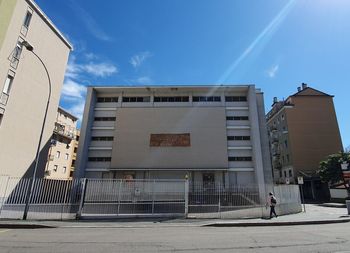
(54, 123), (75, 140)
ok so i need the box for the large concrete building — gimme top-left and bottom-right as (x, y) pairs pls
(45, 107), (78, 180)
(0, 0), (72, 177)
(266, 83), (343, 200)
(75, 85), (273, 198)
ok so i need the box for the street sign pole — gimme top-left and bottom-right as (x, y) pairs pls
(298, 176), (306, 212)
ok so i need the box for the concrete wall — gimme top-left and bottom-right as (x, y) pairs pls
(111, 107), (228, 169)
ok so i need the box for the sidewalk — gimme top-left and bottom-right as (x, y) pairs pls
(0, 204), (349, 229)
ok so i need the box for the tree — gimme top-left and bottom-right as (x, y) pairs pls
(317, 152), (350, 198)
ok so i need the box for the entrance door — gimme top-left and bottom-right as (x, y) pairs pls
(203, 173), (215, 189)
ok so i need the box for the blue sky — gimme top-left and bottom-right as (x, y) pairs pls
(36, 0), (350, 149)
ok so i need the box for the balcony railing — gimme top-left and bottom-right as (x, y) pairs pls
(54, 123), (75, 140)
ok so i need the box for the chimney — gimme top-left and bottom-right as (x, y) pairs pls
(302, 83), (307, 90)
(273, 97), (278, 104)
(297, 87), (301, 92)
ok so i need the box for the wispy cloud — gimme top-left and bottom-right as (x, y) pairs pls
(267, 64), (279, 78)
(68, 100), (86, 121)
(68, 1), (112, 41)
(65, 56), (118, 78)
(135, 76), (153, 84)
(61, 78), (86, 99)
(130, 51), (152, 68)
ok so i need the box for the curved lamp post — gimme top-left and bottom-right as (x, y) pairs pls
(22, 40), (52, 220)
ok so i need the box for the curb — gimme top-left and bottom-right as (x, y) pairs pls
(0, 223), (56, 229)
(202, 218), (350, 227)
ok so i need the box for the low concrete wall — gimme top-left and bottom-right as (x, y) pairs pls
(330, 189), (348, 199)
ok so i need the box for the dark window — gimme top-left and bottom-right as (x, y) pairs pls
(23, 11), (32, 28)
(122, 96), (150, 102)
(88, 157), (111, 162)
(227, 136), (250, 141)
(226, 116), (249, 121)
(193, 96), (221, 102)
(74, 147), (78, 153)
(91, 136), (114, 141)
(94, 117), (116, 121)
(289, 170), (292, 177)
(228, 157), (252, 162)
(225, 96), (247, 102)
(284, 171), (287, 177)
(97, 97), (118, 103)
(154, 96), (189, 102)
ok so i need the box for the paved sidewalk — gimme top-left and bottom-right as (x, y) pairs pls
(0, 204), (349, 229)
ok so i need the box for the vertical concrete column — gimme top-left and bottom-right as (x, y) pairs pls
(184, 179), (189, 218)
(248, 86), (266, 203)
(74, 88), (96, 178)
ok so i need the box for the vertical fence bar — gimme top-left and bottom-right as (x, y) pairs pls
(184, 179), (189, 218)
(152, 180), (155, 215)
(76, 178), (87, 219)
(0, 176), (10, 217)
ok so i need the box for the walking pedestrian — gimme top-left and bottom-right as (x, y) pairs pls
(267, 192), (278, 219)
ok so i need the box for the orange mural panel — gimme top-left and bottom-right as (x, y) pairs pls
(150, 133), (191, 147)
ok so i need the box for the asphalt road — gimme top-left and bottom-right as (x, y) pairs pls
(0, 223), (350, 253)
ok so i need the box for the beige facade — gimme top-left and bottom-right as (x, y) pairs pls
(45, 108), (78, 180)
(266, 84), (343, 199)
(0, 0), (72, 178)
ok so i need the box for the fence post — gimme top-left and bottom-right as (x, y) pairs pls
(151, 180), (155, 215)
(76, 178), (87, 219)
(0, 176), (10, 217)
(117, 180), (122, 215)
(184, 179), (189, 218)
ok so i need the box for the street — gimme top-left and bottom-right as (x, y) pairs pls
(0, 223), (350, 253)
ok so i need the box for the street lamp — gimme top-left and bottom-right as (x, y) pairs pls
(21, 40), (52, 220)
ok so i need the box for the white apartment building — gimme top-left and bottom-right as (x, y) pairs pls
(75, 85), (273, 198)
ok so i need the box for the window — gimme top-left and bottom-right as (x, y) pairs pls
(97, 97), (118, 103)
(226, 116), (249, 121)
(91, 136), (114, 141)
(286, 154), (290, 163)
(228, 157), (252, 162)
(289, 170), (292, 177)
(88, 157), (112, 162)
(23, 11), (32, 28)
(56, 151), (60, 158)
(284, 140), (288, 148)
(154, 96), (189, 102)
(281, 114), (285, 121)
(53, 165), (58, 172)
(0, 112), (3, 126)
(11, 42), (22, 68)
(192, 96), (221, 102)
(2, 76), (14, 95)
(65, 153), (69, 160)
(94, 117), (116, 121)
(62, 167), (67, 173)
(225, 96), (247, 102)
(122, 96), (150, 102)
(227, 136), (250, 141)
(284, 171), (287, 177)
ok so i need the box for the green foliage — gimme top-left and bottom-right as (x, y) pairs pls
(317, 152), (349, 185)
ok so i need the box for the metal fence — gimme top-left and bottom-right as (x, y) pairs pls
(0, 176), (301, 220)
(188, 182), (261, 213)
(80, 179), (187, 218)
(0, 176), (82, 220)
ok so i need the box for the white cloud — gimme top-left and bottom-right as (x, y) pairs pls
(267, 64), (279, 78)
(68, 100), (86, 121)
(130, 51), (152, 68)
(61, 78), (86, 99)
(135, 76), (153, 84)
(65, 56), (118, 79)
(83, 62), (118, 77)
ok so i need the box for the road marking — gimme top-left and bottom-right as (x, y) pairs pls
(0, 229), (11, 233)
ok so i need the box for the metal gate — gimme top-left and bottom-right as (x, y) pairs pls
(78, 179), (187, 218)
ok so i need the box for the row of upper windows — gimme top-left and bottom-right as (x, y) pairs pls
(227, 136), (250, 141)
(96, 96), (248, 103)
(228, 157), (252, 162)
(88, 157), (112, 162)
(91, 136), (114, 141)
(94, 117), (116, 121)
(52, 165), (67, 174)
(226, 116), (249, 121)
(55, 151), (70, 160)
